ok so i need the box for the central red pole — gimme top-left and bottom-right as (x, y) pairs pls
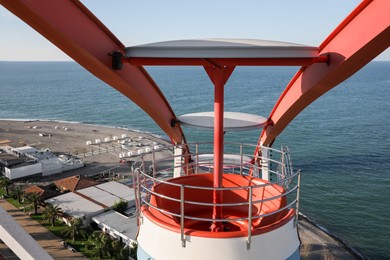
(211, 80), (224, 231)
(204, 65), (235, 232)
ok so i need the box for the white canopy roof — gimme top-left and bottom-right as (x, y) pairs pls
(92, 210), (138, 243)
(45, 192), (104, 219)
(125, 38), (319, 58)
(178, 111), (267, 131)
(95, 181), (134, 201)
(77, 186), (123, 208)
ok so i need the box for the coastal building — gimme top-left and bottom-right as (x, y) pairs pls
(45, 180), (136, 225)
(0, 146), (84, 180)
(45, 191), (105, 225)
(92, 210), (138, 246)
(94, 181), (135, 206)
(76, 186), (125, 208)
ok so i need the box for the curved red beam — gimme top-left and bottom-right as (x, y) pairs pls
(0, 0), (185, 144)
(260, 0), (390, 146)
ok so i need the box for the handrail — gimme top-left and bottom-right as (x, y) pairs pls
(138, 180), (299, 218)
(140, 167), (299, 192)
(140, 178), (298, 209)
(142, 196), (298, 224)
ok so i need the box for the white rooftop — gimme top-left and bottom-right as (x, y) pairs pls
(178, 111), (268, 131)
(12, 146), (37, 154)
(92, 210), (138, 242)
(77, 186), (123, 208)
(125, 38), (319, 58)
(95, 181), (134, 201)
(45, 192), (104, 219)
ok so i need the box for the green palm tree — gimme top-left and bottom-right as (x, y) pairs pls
(42, 204), (63, 227)
(63, 218), (84, 244)
(91, 240), (106, 259)
(25, 192), (42, 215)
(11, 184), (23, 204)
(111, 240), (124, 260)
(129, 241), (138, 260)
(113, 199), (128, 215)
(0, 177), (12, 196)
(91, 232), (113, 258)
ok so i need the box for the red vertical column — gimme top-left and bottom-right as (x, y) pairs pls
(204, 65), (235, 231)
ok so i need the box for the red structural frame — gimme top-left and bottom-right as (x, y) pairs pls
(1, 0), (388, 231)
(259, 0), (390, 146)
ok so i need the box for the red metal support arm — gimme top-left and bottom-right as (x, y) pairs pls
(0, 0), (185, 144)
(260, 0), (390, 146)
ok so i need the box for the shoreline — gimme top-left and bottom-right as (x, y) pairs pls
(298, 213), (365, 259)
(0, 119), (363, 259)
(0, 119), (171, 181)
(0, 117), (169, 141)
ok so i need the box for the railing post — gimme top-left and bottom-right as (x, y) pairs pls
(152, 151), (156, 178)
(240, 143), (243, 176)
(137, 169), (142, 218)
(180, 185), (186, 247)
(281, 149), (285, 182)
(195, 142), (199, 174)
(294, 171), (301, 228)
(247, 186), (253, 250)
(142, 155), (145, 174)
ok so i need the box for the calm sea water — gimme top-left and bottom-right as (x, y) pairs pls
(0, 61), (389, 259)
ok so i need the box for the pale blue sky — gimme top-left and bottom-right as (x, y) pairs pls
(0, 0), (388, 61)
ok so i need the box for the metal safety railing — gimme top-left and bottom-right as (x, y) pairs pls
(132, 142), (301, 248)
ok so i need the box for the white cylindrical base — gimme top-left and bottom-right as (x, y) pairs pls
(137, 216), (300, 260)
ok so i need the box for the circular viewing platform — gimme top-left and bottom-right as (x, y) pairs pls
(178, 112), (268, 131)
(143, 173), (294, 237)
(133, 142), (299, 236)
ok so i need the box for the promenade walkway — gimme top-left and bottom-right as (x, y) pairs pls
(0, 199), (86, 259)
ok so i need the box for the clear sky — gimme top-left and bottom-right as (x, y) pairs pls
(0, 0), (388, 61)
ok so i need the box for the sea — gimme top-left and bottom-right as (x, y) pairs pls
(0, 61), (389, 259)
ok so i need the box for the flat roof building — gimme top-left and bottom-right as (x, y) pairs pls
(1, 146), (84, 180)
(92, 210), (138, 246)
(95, 181), (134, 202)
(76, 186), (123, 208)
(45, 192), (105, 224)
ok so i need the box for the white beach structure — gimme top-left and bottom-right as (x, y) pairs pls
(92, 210), (138, 246)
(95, 181), (134, 199)
(95, 181), (135, 206)
(77, 186), (125, 208)
(45, 181), (136, 226)
(0, 146), (83, 180)
(45, 192), (105, 225)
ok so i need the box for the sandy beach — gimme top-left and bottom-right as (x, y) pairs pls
(0, 119), (171, 181)
(0, 119), (361, 259)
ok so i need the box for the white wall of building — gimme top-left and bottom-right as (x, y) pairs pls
(41, 157), (63, 176)
(2, 147), (85, 179)
(4, 163), (42, 180)
(92, 210), (138, 246)
(61, 160), (84, 172)
(46, 192), (105, 225)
